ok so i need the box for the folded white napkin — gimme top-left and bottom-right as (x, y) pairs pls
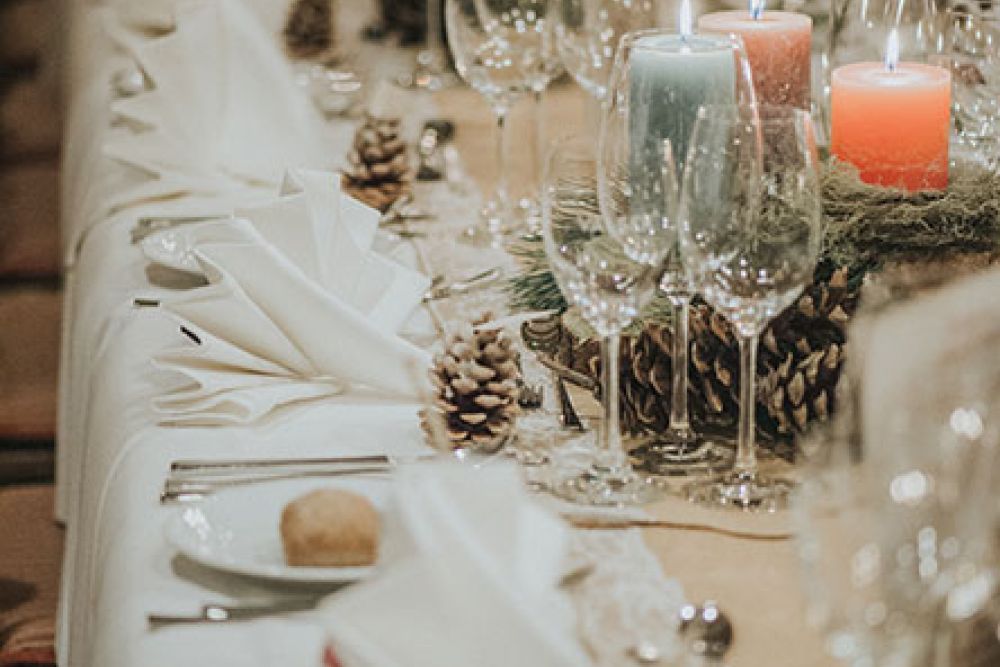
(153, 169), (432, 425)
(103, 0), (329, 206)
(319, 461), (593, 667)
(109, 0), (290, 35)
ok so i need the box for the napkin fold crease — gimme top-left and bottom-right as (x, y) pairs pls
(152, 169), (432, 425)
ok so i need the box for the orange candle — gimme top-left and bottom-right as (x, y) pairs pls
(830, 32), (951, 191)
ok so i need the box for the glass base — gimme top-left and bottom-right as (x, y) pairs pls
(552, 464), (662, 507)
(685, 470), (791, 512)
(631, 432), (733, 477)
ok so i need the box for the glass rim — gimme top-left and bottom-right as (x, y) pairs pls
(616, 27), (747, 53)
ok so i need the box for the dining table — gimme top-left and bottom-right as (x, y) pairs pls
(53, 0), (837, 665)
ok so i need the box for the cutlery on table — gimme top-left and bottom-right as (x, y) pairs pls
(160, 466), (395, 503)
(130, 214), (230, 244)
(422, 266), (502, 302)
(379, 194), (436, 226)
(147, 564), (593, 626)
(628, 601), (733, 664)
(148, 597), (323, 627)
(170, 454), (399, 473)
(161, 454), (439, 504)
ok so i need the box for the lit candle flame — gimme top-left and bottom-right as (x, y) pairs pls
(679, 0), (693, 39)
(749, 0), (765, 20)
(885, 28), (899, 73)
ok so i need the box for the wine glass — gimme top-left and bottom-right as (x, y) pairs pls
(446, 0), (529, 244)
(542, 134), (663, 506)
(554, 0), (658, 127)
(929, 10), (1000, 169)
(399, 0), (458, 91)
(679, 104), (822, 510)
(793, 349), (1000, 665)
(474, 0), (564, 234)
(599, 29), (756, 476)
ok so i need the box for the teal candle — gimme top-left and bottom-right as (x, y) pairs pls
(628, 32), (738, 173)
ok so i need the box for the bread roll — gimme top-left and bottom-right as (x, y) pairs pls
(280, 488), (379, 567)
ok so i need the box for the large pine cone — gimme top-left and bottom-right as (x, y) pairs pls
(342, 114), (411, 213)
(421, 320), (521, 453)
(542, 267), (859, 452)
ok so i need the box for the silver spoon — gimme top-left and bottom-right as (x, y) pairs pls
(628, 601), (733, 664)
(679, 601), (733, 662)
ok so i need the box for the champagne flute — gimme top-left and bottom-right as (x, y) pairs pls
(600, 29), (756, 475)
(679, 104), (822, 510)
(554, 0), (658, 127)
(446, 0), (528, 244)
(542, 135), (662, 506)
(474, 0), (564, 234)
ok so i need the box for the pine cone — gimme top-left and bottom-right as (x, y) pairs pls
(421, 318), (521, 453)
(544, 267), (859, 453)
(284, 0), (335, 59)
(342, 114), (412, 213)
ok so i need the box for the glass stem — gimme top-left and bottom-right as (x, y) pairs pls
(425, 0), (443, 55)
(735, 334), (759, 477)
(600, 332), (625, 469)
(669, 299), (692, 433)
(493, 108), (511, 228)
(532, 88), (544, 191)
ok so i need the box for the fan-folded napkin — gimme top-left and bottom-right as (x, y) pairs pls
(103, 0), (329, 208)
(320, 461), (593, 667)
(153, 169), (431, 425)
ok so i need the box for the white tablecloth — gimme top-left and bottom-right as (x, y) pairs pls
(54, 2), (704, 666)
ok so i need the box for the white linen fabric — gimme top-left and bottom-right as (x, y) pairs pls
(55, 4), (689, 667)
(321, 462), (594, 667)
(860, 265), (1000, 458)
(102, 0), (330, 210)
(152, 169), (431, 425)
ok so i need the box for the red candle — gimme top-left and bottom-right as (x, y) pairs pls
(698, 1), (812, 108)
(830, 31), (951, 191)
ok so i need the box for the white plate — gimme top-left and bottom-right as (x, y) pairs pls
(141, 229), (202, 275)
(165, 477), (388, 583)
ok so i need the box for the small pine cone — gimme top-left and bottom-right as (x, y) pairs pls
(342, 114), (412, 212)
(420, 316), (521, 453)
(284, 0), (335, 59)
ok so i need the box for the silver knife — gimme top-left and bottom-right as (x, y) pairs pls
(148, 597), (323, 627)
(171, 454), (394, 473)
